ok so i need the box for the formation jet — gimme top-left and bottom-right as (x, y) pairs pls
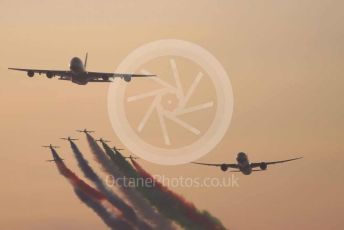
(112, 146), (125, 151)
(42, 144), (59, 149)
(76, 129), (95, 134)
(125, 155), (139, 160)
(111, 147), (139, 159)
(8, 53), (155, 85)
(192, 152), (302, 175)
(96, 138), (110, 143)
(60, 136), (78, 141)
(42, 144), (64, 162)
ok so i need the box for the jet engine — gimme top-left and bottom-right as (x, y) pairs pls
(220, 164), (229, 171)
(27, 71), (34, 77)
(46, 72), (54, 78)
(124, 75), (131, 82)
(260, 162), (267, 170)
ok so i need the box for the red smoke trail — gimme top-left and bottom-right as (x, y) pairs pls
(74, 188), (132, 230)
(56, 160), (108, 202)
(55, 160), (130, 221)
(49, 149), (134, 230)
(131, 159), (226, 230)
(85, 133), (176, 230)
(69, 141), (152, 230)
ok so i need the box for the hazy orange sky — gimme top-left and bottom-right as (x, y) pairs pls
(0, 1), (343, 229)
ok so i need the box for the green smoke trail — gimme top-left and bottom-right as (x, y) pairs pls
(69, 141), (152, 230)
(100, 142), (227, 230)
(49, 148), (133, 230)
(85, 133), (175, 230)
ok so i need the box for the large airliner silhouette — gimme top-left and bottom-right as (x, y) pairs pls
(9, 53), (154, 85)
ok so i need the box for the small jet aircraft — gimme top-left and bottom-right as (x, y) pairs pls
(125, 155), (139, 160)
(76, 129), (95, 134)
(42, 144), (64, 162)
(46, 154), (64, 162)
(112, 146), (125, 151)
(110, 147), (139, 159)
(8, 53), (155, 85)
(42, 144), (60, 149)
(96, 138), (110, 143)
(60, 136), (78, 141)
(192, 152), (302, 175)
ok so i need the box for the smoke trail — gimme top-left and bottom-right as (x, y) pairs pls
(100, 142), (227, 230)
(101, 143), (138, 179)
(69, 140), (152, 230)
(49, 148), (133, 230)
(85, 133), (175, 229)
(100, 143), (193, 228)
(130, 158), (227, 230)
(74, 188), (129, 230)
(100, 142), (202, 229)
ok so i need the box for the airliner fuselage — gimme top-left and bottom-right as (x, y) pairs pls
(236, 152), (252, 175)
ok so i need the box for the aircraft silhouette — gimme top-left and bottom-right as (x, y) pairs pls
(192, 152), (302, 175)
(60, 136), (78, 141)
(96, 138), (110, 143)
(42, 144), (64, 162)
(112, 146), (125, 151)
(76, 129), (95, 134)
(9, 53), (155, 85)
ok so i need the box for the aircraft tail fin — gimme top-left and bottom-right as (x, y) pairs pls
(84, 52), (88, 69)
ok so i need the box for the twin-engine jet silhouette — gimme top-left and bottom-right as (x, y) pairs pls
(192, 152), (302, 175)
(9, 53), (154, 85)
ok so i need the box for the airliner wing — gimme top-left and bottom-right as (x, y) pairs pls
(9, 68), (155, 82)
(250, 157), (302, 168)
(8, 68), (71, 77)
(191, 162), (239, 168)
(112, 73), (156, 78)
(86, 71), (155, 81)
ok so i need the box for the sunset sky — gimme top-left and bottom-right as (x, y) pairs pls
(0, 1), (343, 229)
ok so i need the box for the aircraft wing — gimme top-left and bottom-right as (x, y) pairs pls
(47, 158), (64, 162)
(250, 157), (302, 168)
(191, 162), (239, 168)
(8, 68), (71, 78)
(76, 130), (94, 133)
(86, 71), (155, 81)
(123, 156), (139, 160)
(111, 73), (156, 78)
